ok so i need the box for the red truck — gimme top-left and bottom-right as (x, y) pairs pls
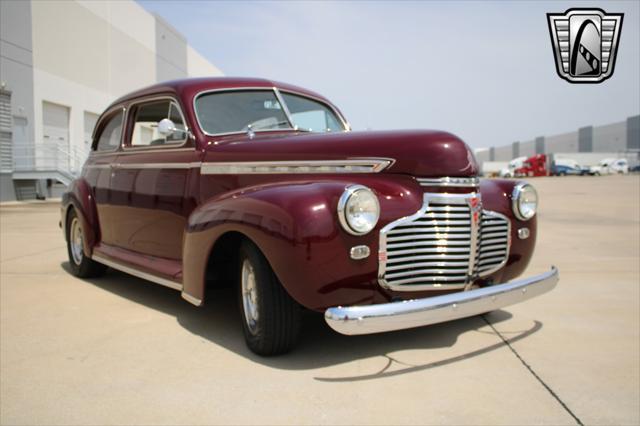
(515, 154), (549, 177)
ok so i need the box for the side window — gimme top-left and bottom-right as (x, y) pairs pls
(130, 100), (187, 147)
(95, 111), (124, 152)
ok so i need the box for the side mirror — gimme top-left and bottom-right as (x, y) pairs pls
(157, 118), (176, 136)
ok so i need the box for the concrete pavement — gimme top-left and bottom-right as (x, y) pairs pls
(1, 175), (638, 425)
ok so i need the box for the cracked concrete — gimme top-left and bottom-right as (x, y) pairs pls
(1, 175), (638, 425)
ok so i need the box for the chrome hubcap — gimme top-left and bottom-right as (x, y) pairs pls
(241, 259), (259, 334)
(70, 217), (84, 266)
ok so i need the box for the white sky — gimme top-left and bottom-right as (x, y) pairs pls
(139, 0), (640, 149)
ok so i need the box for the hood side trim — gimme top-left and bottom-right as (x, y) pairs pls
(200, 158), (394, 174)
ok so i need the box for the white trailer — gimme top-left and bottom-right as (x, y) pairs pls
(481, 161), (508, 177)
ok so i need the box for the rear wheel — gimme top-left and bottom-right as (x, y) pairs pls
(238, 241), (301, 356)
(66, 209), (107, 278)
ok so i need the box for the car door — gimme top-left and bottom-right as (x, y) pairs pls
(108, 97), (201, 262)
(86, 107), (125, 246)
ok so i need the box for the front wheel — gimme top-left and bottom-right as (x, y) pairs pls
(66, 209), (107, 278)
(238, 241), (301, 356)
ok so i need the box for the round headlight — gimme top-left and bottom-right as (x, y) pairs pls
(512, 183), (538, 221)
(338, 185), (380, 235)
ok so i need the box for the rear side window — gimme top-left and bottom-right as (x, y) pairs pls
(95, 111), (124, 152)
(130, 100), (187, 147)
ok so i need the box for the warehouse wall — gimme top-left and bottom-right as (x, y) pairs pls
(474, 148), (490, 164)
(544, 131), (579, 153)
(519, 140), (535, 157)
(474, 115), (639, 171)
(29, 1), (223, 158)
(493, 145), (512, 161)
(31, 1), (158, 159)
(0, 0), (35, 201)
(155, 14), (188, 81)
(593, 121), (626, 152)
(1, 0), (223, 201)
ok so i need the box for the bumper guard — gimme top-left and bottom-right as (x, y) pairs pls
(325, 267), (559, 335)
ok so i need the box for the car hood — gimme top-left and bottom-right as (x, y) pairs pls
(203, 130), (478, 177)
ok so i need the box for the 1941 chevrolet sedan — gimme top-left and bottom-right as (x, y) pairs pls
(61, 77), (558, 355)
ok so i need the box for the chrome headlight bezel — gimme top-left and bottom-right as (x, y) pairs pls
(337, 185), (380, 235)
(512, 182), (538, 221)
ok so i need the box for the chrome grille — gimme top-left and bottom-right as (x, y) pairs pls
(476, 211), (510, 275)
(379, 193), (510, 291)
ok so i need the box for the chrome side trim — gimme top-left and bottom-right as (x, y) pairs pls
(181, 292), (203, 307)
(92, 254), (183, 291)
(91, 147), (195, 157)
(325, 267), (559, 335)
(417, 177), (480, 188)
(200, 158), (393, 174)
(84, 159), (394, 173)
(111, 162), (201, 170)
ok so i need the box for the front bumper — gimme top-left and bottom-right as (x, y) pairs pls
(324, 266), (559, 335)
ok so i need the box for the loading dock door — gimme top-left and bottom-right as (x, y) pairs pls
(42, 101), (70, 171)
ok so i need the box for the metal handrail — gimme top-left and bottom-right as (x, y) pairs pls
(12, 143), (89, 179)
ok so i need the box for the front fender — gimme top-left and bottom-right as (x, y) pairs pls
(479, 178), (537, 283)
(182, 177), (422, 310)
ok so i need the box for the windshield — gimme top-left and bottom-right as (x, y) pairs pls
(280, 92), (344, 133)
(195, 89), (346, 135)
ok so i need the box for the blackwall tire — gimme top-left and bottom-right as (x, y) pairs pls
(238, 240), (301, 356)
(66, 209), (107, 278)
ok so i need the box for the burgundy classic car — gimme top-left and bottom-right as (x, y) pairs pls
(61, 77), (558, 355)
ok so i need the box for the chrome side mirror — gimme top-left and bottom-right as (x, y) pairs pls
(157, 118), (176, 136)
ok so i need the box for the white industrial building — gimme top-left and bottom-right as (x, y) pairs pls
(0, 0), (223, 201)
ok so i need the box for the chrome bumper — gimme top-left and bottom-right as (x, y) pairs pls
(324, 267), (559, 335)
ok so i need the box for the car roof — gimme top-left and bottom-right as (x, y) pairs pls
(108, 77), (331, 109)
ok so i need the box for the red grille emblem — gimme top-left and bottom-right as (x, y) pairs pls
(469, 196), (482, 226)
(469, 196), (480, 209)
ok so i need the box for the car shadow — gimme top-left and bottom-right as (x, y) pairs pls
(62, 262), (542, 381)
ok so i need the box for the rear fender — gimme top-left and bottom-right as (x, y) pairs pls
(61, 178), (100, 257)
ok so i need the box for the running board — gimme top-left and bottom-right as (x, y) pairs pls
(92, 254), (183, 291)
